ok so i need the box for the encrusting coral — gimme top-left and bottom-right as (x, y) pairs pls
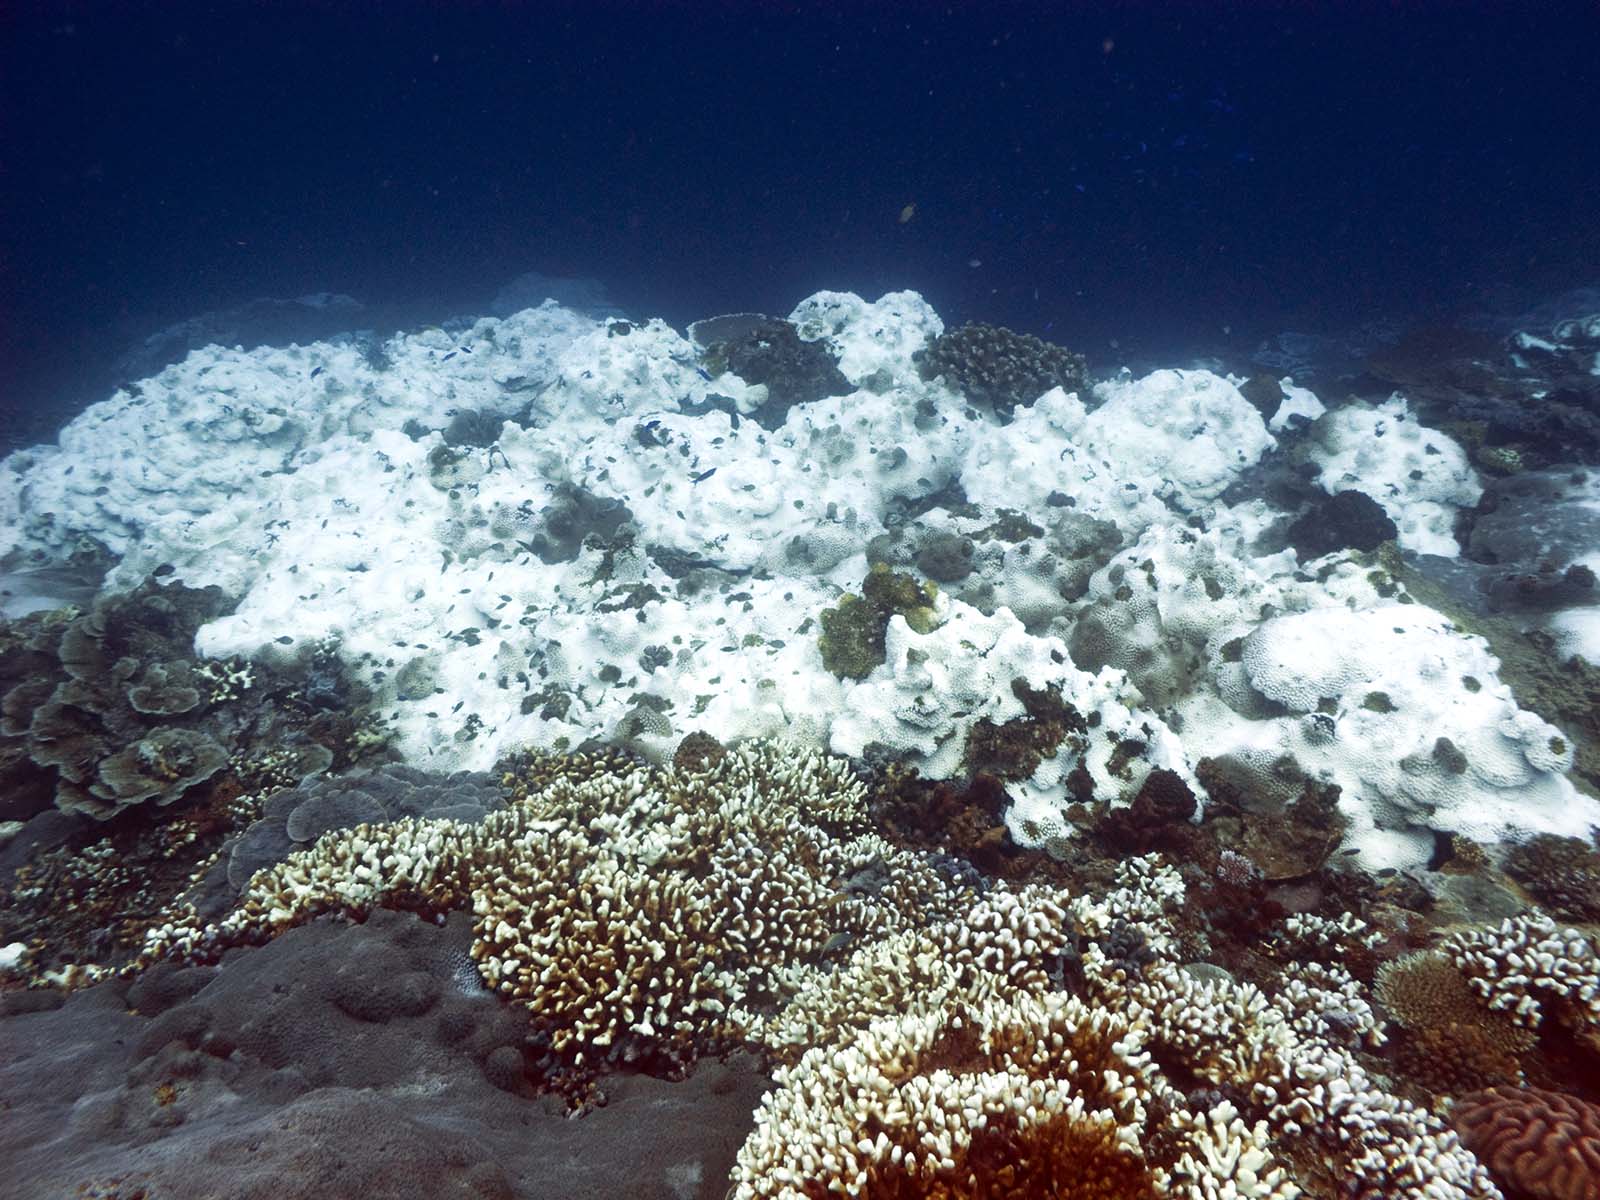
(817, 563), (940, 680)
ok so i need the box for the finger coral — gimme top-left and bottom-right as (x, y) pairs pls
(146, 740), (974, 1070)
(729, 993), (1174, 1200)
(1441, 914), (1600, 1032)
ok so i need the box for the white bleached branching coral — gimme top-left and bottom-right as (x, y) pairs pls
(739, 853), (1496, 1199)
(1440, 912), (1600, 1033)
(144, 740), (975, 1067)
(730, 992), (1173, 1200)
(141, 741), (1515, 1196)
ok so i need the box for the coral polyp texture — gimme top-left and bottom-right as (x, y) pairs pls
(6, 287), (1600, 1197)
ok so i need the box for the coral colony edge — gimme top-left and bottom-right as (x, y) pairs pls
(2, 289), (1599, 1199)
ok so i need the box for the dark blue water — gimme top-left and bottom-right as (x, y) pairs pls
(4, 1), (1598, 445)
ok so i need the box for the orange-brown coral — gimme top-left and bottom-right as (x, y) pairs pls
(1451, 1086), (1600, 1200)
(1376, 950), (1536, 1093)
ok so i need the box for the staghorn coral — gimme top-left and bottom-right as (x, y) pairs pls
(1451, 1086), (1600, 1200)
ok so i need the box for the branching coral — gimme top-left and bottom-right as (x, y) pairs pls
(145, 741), (974, 1069)
(1440, 914), (1600, 1032)
(915, 322), (1088, 411)
(1377, 950), (1537, 1093)
(137, 741), (1530, 1197)
(730, 993), (1172, 1200)
(739, 852), (1493, 1200)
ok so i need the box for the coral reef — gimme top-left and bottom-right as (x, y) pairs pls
(1504, 835), (1600, 923)
(731, 993), (1181, 1200)
(817, 563), (939, 680)
(0, 907), (770, 1200)
(692, 314), (852, 428)
(1284, 488), (1398, 560)
(0, 578), (374, 822)
(1440, 914), (1600, 1033)
(1365, 318), (1600, 469)
(122, 741), (1528, 1197)
(734, 849), (1495, 1199)
(216, 763), (503, 909)
(10, 286), (1600, 1197)
(144, 741), (975, 1076)
(1377, 950), (1537, 1092)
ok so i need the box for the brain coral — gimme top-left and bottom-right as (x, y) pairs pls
(1451, 1086), (1600, 1200)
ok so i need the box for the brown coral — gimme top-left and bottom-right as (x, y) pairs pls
(1451, 1086), (1600, 1200)
(1377, 950), (1536, 1092)
(1505, 834), (1600, 924)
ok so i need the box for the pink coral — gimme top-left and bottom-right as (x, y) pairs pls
(1452, 1086), (1600, 1200)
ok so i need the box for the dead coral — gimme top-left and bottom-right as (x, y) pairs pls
(1095, 767), (1198, 854)
(964, 680), (1084, 782)
(1195, 755), (1347, 881)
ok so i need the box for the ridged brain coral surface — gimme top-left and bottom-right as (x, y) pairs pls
(1451, 1087), (1600, 1200)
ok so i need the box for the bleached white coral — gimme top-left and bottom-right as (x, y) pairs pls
(1441, 912), (1600, 1029)
(730, 993), (1161, 1200)
(1307, 394), (1481, 556)
(1274, 911), (1386, 960)
(1227, 602), (1599, 870)
(1169, 1102), (1299, 1200)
